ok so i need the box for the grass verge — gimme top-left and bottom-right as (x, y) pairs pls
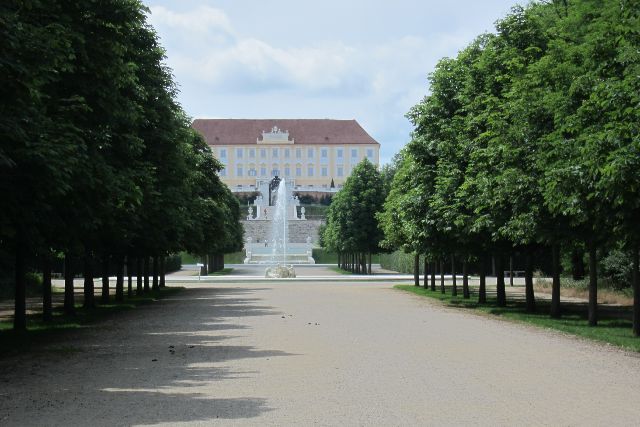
(329, 266), (354, 275)
(208, 268), (233, 276)
(0, 286), (184, 357)
(395, 284), (639, 353)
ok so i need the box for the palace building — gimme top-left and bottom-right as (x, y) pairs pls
(191, 119), (380, 193)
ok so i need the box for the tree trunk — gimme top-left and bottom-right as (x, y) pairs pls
(525, 251), (536, 313)
(160, 256), (166, 288)
(496, 254), (506, 307)
(152, 256), (159, 290)
(550, 244), (561, 318)
(42, 252), (53, 322)
(115, 256), (124, 302)
(478, 256), (487, 304)
(423, 257), (429, 288)
(451, 255), (457, 297)
(431, 261), (436, 291)
(509, 255), (514, 287)
(136, 257), (143, 295)
(14, 240), (26, 331)
(368, 252), (372, 275)
(632, 246), (639, 337)
(462, 259), (470, 299)
(338, 253), (341, 269)
(440, 259), (445, 294)
(414, 253), (420, 286)
(143, 257), (150, 293)
(64, 254), (75, 315)
(83, 249), (95, 308)
(571, 247), (585, 280)
(101, 255), (109, 304)
(126, 256), (133, 298)
(588, 239), (598, 327)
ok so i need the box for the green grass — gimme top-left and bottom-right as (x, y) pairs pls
(395, 284), (640, 353)
(208, 268), (233, 276)
(329, 266), (354, 275)
(0, 286), (184, 357)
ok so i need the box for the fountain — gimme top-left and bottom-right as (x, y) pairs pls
(264, 178), (296, 278)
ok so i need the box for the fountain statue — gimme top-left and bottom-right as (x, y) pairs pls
(264, 178), (296, 278)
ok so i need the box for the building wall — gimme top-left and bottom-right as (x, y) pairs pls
(213, 143), (379, 189)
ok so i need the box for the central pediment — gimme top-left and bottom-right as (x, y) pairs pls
(258, 126), (294, 144)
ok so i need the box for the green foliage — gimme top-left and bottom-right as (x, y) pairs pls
(0, 0), (243, 329)
(600, 250), (633, 290)
(380, 252), (425, 275)
(381, 0), (640, 330)
(323, 159), (385, 255)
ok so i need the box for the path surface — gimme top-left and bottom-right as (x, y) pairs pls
(1, 280), (639, 426)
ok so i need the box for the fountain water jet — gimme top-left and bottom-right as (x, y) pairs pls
(265, 179), (296, 278)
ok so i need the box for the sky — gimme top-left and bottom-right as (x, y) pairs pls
(145, 0), (521, 164)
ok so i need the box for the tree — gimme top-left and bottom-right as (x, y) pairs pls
(323, 159), (385, 274)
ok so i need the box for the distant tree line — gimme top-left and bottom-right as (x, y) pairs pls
(0, 0), (242, 330)
(378, 0), (639, 334)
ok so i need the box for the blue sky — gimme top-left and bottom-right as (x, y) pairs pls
(145, 0), (520, 164)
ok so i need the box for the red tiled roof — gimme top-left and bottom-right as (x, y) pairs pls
(192, 119), (380, 146)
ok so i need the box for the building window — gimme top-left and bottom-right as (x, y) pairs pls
(321, 148), (328, 158)
(249, 148), (255, 158)
(307, 148), (314, 158)
(260, 148), (267, 158)
(321, 167), (328, 177)
(220, 167), (226, 177)
(296, 167), (302, 177)
(248, 168), (256, 177)
(351, 148), (357, 158)
(220, 148), (227, 158)
(337, 166), (343, 177)
(296, 148), (302, 159)
(236, 165), (243, 177)
(272, 148), (278, 158)
(337, 148), (343, 158)
(308, 165), (314, 176)
(260, 166), (267, 176)
(284, 148), (290, 159)
(366, 148), (373, 160)
(236, 148), (243, 159)
(272, 169), (280, 176)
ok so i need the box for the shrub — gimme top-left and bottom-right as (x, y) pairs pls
(600, 249), (632, 290)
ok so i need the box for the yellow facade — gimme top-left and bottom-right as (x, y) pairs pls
(214, 143), (379, 191)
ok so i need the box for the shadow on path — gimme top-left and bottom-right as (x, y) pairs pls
(0, 286), (293, 425)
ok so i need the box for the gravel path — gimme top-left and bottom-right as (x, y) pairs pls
(1, 281), (639, 426)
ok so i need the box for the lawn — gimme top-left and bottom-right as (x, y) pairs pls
(396, 284), (640, 353)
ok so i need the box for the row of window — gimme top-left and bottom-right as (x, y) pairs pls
(220, 165), (348, 178)
(219, 147), (375, 161)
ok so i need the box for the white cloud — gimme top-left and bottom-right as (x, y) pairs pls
(149, 5), (234, 37)
(146, 2), (506, 163)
